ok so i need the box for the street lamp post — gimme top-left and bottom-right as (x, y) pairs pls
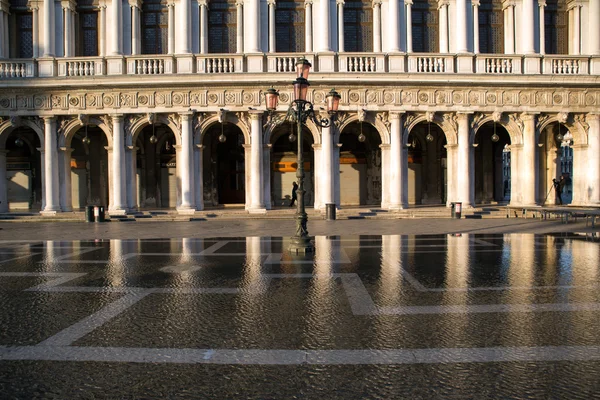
(265, 58), (340, 253)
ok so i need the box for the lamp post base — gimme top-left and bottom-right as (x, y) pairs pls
(288, 236), (314, 254)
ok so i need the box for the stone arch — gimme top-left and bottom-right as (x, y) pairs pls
(0, 117), (44, 148)
(262, 113), (321, 145)
(470, 113), (518, 144)
(60, 116), (113, 148)
(194, 113), (251, 145)
(404, 112), (458, 146)
(336, 112), (390, 144)
(536, 113), (588, 146)
(130, 113), (182, 147)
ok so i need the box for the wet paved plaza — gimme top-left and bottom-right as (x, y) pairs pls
(1, 233), (600, 398)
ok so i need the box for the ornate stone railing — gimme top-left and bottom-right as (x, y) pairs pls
(542, 56), (589, 75)
(58, 58), (104, 77)
(196, 55), (241, 73)
(266, 54), (316, 73)
(339, 54), (385, 72)
(476, 55), (522, 74)
(0, 60), (35, 78)
(408, 54), (454, 73)
(126, 56), (174, 75)
(2, 54), (599, 79)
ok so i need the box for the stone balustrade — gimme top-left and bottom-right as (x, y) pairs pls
(1, 53), (599, 79)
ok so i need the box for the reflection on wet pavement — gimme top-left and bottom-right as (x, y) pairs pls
(0, 233), (600, 398)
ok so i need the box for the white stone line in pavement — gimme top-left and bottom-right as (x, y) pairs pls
(1, 345), (599, 365)
(265, 250), (351, 264)
(0, 272), (87, 289)
(199, 241), (230, 255)
(339, 274), (379, 315)
(38, 291), (152, 347)
(0, 253), (42, 264)
(379, 255), (600, 292)
(379, 303), (600, 315)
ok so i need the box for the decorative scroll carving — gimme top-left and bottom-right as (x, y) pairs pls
(442, 112), (458, 133)
(536, 114), (551, 130)
(236, 111), (250, 132)
(375, 112), (390, 132)
(508, 113), (523, 132)
(99, 115), (113, 134)
(574, 114), (589, 133)
(194, 113), (205, 134)
(471, 112), (484, 129)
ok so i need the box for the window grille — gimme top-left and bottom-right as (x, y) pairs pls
(16, 13), (33, 58)
(208, 0), (237, 53)
(275, 0), (305, 53)
(478, 0), (503, 53)
(545, 0), (567, 54)
(142, 0), (168, 55)
(343, 0), (373, 52)
(412, 0), (438, 53)
(79, 12), (98, 56)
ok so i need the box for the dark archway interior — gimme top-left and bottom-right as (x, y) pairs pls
(71, 126), (108, 208)
(474, 122), (511, 204)
(5, 127), (42, 209)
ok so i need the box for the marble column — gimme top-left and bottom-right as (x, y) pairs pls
(389, 112), (406, 209)
(2, 11), (8, 58)
(305, 0), (313, 53)
(520, 113), (538, 206)
(42, 117), (60, 213)
(321, 121), (334, 208)
(457, 113), (473, 207)
(317, 0), (331, 51)
(0, 11), (4, 58)
(249, 112), (265, 211)
(177, 0), (191, 53)
(32, 7), (39, 57)
(590, 0), (600, 55)
(99, 5), (106, 56)
(110, 115), (126, 213)
(455, 0), (468, 52)
(268, 0), (275, 52)
(388, 0), (400, 52)
(505, 4), (515, 54)
(337, 0), (345, 52)
(64, 6), (73, 57)
(245, 0), (261, 52)
(0, 150), (7, 212)
(439, 1), (449, 53)
(405, 0), (413, 53)
(200, 2), (208, 54)
(586, 113), (600, 204)
(571, 4), (581, 55)
(110, 0), (122, 55)
(373, 0), (381, 52)
(521, 0), (535, 54)
(445, 143), (457, 205)
(539, 1), (546, 55)
(43, 0), (55, 56)
(131, 5), (140, 55)
(126, 145), (137, 210)
(168, 3), (175, 54)
(178, 113), (194, 211)
(472, 0), (479, 54)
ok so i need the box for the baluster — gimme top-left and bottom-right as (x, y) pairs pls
(228, 58), (233, 72)
(160, 60), (165, 74)
(9, 64), (15, 77)
(90, 62), (95, 75)
(82, 62), (87, 76)
(0, 64), (4, 78)
(568, 60), (573, 74)
(144, 60), (149, 74)
(77, 62), (83, 76)
(221, 58), (225, 73)
(17, 64), (23, 77)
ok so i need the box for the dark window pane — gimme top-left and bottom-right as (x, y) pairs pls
(275, 0), (305, 52)
(208, 0), (237, 53)
(412, 0), (438, 52)
(344, 1), (372, 52)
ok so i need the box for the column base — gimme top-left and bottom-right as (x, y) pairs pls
(248, 207), (267, 214)
(177, 207), (196, 215)
(108, 209), (127, 216)
(388, 204), (407, 211)
(40, 210), (59, 216)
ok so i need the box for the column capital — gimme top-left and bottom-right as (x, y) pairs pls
(234, 1), (242, 7)
(249, 110), (265, 121)
(372, 0), (382, 6)
(303, 0), (312, 6)
(471, 0), (480, 6)
(128, 0), (142, 8)
(520, 112), (539, 122)
(502, 0), (516, 9)
(0, 0), (10, 13)
(586, 113), (600, 122)
(336, 0), (345, 5)
(180, 111), (194, 121)
(438, 0), (450, 8)
(538, 0), (546, 7)
(567, 0), (583, 11)
(389, 111), (405, 120)
(61, 0), (76, 10)
(43, 116), (57, 123)
(200, 0), (208, 6)
(110, 114), (124, 122)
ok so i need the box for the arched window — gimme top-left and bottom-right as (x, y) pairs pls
(275, 0), (305, 52)
(412, 0), (437, 53)
(208, 0), (237, 53)
(545, 0), (567, 54)
(142, 0), (168, 54)
(478, 0), (503, 53)
(10, 0), (33, 58)
(343, 0), (373, 52)
(77, 0), (98, 56)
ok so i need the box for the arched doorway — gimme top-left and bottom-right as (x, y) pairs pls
(338, 122), (381, 206)
(70, 126), (109, 209)
(406, 122), (446, 204)
(202, 123), (246, 206)
(4, 127), (41, 210)
(270, 122), (314, 207)
(538, 122), (572, 205)
(474, 121), (511, 204)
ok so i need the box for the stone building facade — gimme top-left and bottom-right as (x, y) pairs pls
(0, 0), (598, 214)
